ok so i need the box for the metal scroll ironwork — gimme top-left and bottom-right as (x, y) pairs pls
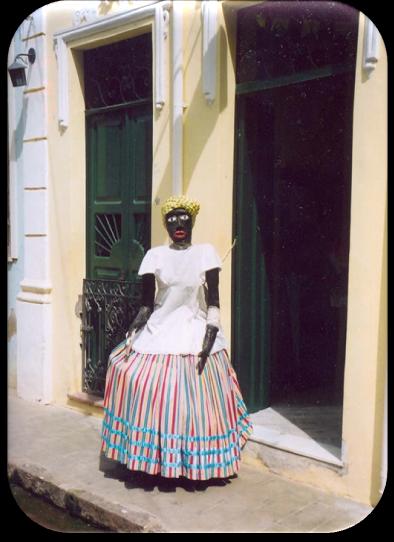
(81, 278), (142, 397)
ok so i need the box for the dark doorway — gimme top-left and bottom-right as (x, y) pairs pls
(232, 2), (358, 455)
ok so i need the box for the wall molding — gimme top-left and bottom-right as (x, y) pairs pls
(22, 32), (46, 41)
(23, 86), (46, 94)
(20, 278), (52, 295)
(53, 1), (171, 128)
(17, 292), (52, 304)
(155, 1), (170, 110)
(23, 137), (48, 143)
(363, 16), (380, 77)
(201, 0), (218, 105)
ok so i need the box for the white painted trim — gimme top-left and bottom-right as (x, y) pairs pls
(16, 291), (52, 304)
(201, 0), (218, 105)
(155, 2), (170, 110)
(53, 1), (171, 128)
(172, 1), (183, 195)
(54, 35), (68, 128)
(7, 40), (18, 261)
(363, 16), (380, 77)
(16, 299), (53, 403)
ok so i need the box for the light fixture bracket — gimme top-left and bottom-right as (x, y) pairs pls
(16, 47), (36, 65)
(26, 47), (36, 64)
(8, 48), (36, 87)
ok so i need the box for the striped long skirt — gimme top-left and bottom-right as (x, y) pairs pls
(101, 341), (253, 480)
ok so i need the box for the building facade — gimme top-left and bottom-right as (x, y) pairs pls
(8, 1), (387, 508)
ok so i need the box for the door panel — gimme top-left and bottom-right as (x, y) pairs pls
(95, 115), (123, 201)
(132, 110), (153, 202)
(126, 108), (152, 276)
(86, 105), (152, 281)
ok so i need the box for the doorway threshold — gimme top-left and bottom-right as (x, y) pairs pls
(249, 407), (344, 468)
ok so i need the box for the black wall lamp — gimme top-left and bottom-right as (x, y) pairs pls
(8, 48), (36, 87)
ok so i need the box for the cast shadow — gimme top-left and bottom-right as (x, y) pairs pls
(99, 453), (236, 493)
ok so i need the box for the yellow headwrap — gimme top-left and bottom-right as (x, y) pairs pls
(161, 195), (200, 226)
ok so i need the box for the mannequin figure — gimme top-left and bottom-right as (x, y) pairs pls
(101, 195), (252, 481)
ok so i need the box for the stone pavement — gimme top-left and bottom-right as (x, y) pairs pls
(7, 392), (373, 533)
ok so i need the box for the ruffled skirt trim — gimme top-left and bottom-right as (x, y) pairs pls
(101, 343), (253, 480)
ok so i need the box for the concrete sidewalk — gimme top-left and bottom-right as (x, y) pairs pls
(8, 392), (373, 533)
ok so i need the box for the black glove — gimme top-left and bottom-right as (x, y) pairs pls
(125, 305), (151, 356)
(197, 324), (218, 375)
(127, 306), (152, 336)
(125, 273), (155, 356)
(127, 273), (155, 336)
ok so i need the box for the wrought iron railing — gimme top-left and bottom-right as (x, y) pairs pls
(81, 278), (142, 397)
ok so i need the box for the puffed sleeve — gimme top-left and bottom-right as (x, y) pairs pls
(201, 244), (222, 273)
(138, 248), (157, 276)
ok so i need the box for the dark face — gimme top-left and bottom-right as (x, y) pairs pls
(165, 208), (192, 246)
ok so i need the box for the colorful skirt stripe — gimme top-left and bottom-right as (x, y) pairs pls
(101, 341), (253, 480)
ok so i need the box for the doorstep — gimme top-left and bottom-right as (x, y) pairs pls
(67, 391), (104, 409)
(249, 423), (343, 467)
(248, 408), (344, 468)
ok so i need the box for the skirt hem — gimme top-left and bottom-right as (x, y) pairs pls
(100, 347), (252, 481)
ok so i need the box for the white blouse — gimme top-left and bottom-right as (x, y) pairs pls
(131, 243), (227, 355)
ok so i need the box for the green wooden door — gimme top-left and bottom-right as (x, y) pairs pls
(86, 104), (152, 281)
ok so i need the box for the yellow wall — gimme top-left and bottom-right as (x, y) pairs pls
(341, 13), (387, 505)
(182, 1), (236, 347)
(46, 3), (86, 405)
